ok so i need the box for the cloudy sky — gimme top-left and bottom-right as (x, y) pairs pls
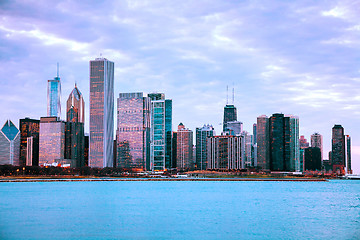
(0, 0), (359, 172)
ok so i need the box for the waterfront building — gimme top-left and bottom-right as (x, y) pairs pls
(176, 123), (193, 171)
(207, 135), (243, 170)
(148, 93), (172, 171)
(304, 147), (321, 171)
(256, 115), (270, 170)
(311, 133), (323, 161)
(116, 92), (151, 170)
(0, 120), (20, 166)
(195, 124), (215, 170)
(89, 58), (114, 168)
(84, 135), (89, 166)
(299, 135), (309, 148)
(242, 131), (253, 167)
(19, 118), (39, 166)
(223, 104), (237, 132)
(346, 135), (352, 174)
(172, 132), (177, 169)
(47, 65), (61, 118)
(253, 123), (257, 145)
(39, 117), (65, 166)
(331, 124), (345, 174)
(66, 84), (85, 123)
(224, 121), (243, 135)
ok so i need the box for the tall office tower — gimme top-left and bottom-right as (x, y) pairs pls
(84, 135), (89, 166)
(47, 65), (61, 118)
(299, 136), (309, 148)
(304, 147), (321, 171)
(19, 118), (40, 166)
(116, 92), (151, 170)
(331, 124), (345, 174)
(223, 105), (237, 132)
(243, 133), (253, 167)
(148, 93), (172, 171)
(172, 132), (177, 169)
(256, 115), (270, 170)
(311, 133), (323, 161)
(66, 84), (85, 123)
(224, 121), (243, 135)
(65, 86), (85, 167)
(0, 120), (20, 165)
(346, 135), (352, 174)
(89, 58), (114, 168)
(207, 135), (243, 170)
(176, 123), (193, 171)
(195, 124), (215, 170)
(39, 117), (65, 166)
(253, 123), (257, 145)
(269, 113), (299, 172)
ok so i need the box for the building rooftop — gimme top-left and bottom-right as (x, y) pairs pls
(1, 120), (19, 141)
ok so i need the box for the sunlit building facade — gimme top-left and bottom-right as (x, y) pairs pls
(39, 117), (65, 166)
(89, 58), (114, 168)
(47, 71), (61, 118)
(19, 118), (40, 166)
(149, 93), (172, 171)
(195, 124), (215, 170)
(176, 123), (193, 171)
(67, 84), (85, 123)
(0, 120), (20, 166)
(116, 92), (151, 170)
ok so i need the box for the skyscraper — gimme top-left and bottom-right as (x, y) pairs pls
(66, 84), (85, 123)
(223, 104), (237, 132)
(116, 92), (151, 170)
(176, 123), (193, 171)
(346, 135), (352, 174)
(19, 118), (40, 166)
(149, 93), (172, 171)
(39, 117), (65, 166)
(195, 124), (215, 170)
(331, 124), (345, 174)
(256, 115), (270, 170)
(304, 147), (321, 171)
(311, 133), (323, 161)
(47, 64), (61, 118)
(0, 120), (20, 166)
(89, 58), (114, 168)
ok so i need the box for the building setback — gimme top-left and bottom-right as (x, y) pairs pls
(89, 58), (114, 168)
(195, 124), (215, 170)
(149, 93), (172, 171)
(19, 118), (40, 166)
(176, 123), (193, 171)
(0, 120), (20, 166)
(207, 135), (243, 170)
(116, 92), (151, 170)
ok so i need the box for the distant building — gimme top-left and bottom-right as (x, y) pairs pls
(304, 147), (321, 171)
(84, 135), (89, 166)
(89, 58), (114, 168)
(19, 118), (40, 166)
(256, 115), (270, 170)
(195, 124), (215, 170)
(176, 123), (193, 171)
(253, 123), (257, 145)
(207, 135), (243, 170)
(223, 104), (237, 132)
(39, 117), (65, 166)
(66, 84), (85, 123)
(224, 121), (243, 135)
(172, 132), (177, 169)
(47, 66), (61, 118)
(331, 124), (345, 174)
(299, 135), (309, 148)
(148, 93), (172, 171)
(116, 92), (151, 170)
(311, 133), (323, 161)
(0, 120), (20, 166)
(346, 135), (352, 174)
(242, 131), (253, 167)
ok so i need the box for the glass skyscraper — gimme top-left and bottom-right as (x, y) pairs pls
(0, 120), (20, 166)
(89, 58), (114, 168)
(116, 92), (151, 170)
(331, 124), (345, 174)
(195, 124), (215, 170)
(223, 104), (237, 132)
(148, 93), (172, 171)
(66, 84), (85, 123)
(47, 68), (61, 118)
(19, 118), (40, 166)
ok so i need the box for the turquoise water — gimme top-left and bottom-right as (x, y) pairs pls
(1, 180), (360, 239)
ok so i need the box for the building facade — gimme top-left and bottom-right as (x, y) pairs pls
(149, 93), (172, 171)
(19, 118), (40, 166)
(39, 117), (65, 166)
(89, 58), (114, 168)
(346, 135), (352, 174)
(223, 104), (237, 132)
(0, 120), (20, 166)
(116, 92), (151, 170)
(66, 84), (85, 123)
(304, 147), (321, 171)
(47, 70), (61, 118)
(256, 115), (270, 170)
(176, 123), (193, 171)
(331, 124), (345, 174)
(195, 124), (215, 170)
(311, 133), (323, 162)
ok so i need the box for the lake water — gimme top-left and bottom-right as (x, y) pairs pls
(1, 180), (360, 239)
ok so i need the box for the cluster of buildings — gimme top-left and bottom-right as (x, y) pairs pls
(0, 58), (352, 175)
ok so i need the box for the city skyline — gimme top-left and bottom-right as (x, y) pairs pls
(0, 0), (359, 172)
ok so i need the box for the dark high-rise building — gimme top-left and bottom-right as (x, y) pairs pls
(149, 93), (172, 171)
(311, 133), (323, 161)
(253, 123), (257, 145)
(331, 124), (345, 174)
(304, 147), (321, 171)
(89, 58), (114, 168)
(346, 135), (352, 174)
(176, 123), (193, 171)
(0, 120), (20, 166)
(116, 92), (151, 170)
(84, 135), (89, 166)
(172, 132), (177, 169)
(196, 124), (215, 170)
(19, 118), (40, 166)
(256, 115), (270, 170)
(223, 105), (237, 132)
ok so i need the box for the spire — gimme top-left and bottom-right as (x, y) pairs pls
(57, 62), (59, 78)
(232, 83), (235, 104)
(226, 85), (229, 105)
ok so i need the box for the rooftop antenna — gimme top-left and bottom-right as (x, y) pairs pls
(100, 53), (102, 57)
(232, 82), (234, 104)
(57, 62), (59, 78)
(226, 85), (229, 105)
